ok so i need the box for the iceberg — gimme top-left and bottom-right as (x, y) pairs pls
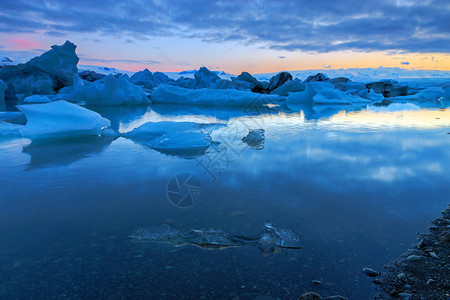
(0, 41), (79, 102)
(268, 72), (293, 91)
(270, 79), (305, 96)
(124, 121), (225, 156)
(23, 95), (52, 104)
(287, 82), (370, 105)
(66, 74), (150, 106)
(242, 129), (265, 150)
(17, 100), (110, 139)
(286, 82), (334, 104)
(194, 67), (220, 88)
(391, 86), (444, 101)
(151, 85), (284, 106)
(0, 79), (6, 109)
(314, 89), (371, 104)
(129, 222), (303, 253)
(129, 68), (175, 89)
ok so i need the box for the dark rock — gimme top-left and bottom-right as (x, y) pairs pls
(363, 267), (380, 277)
(298, 292), (323, 300)
(366, 80), (408, 97)
(312, 280), (322, 285)
(78, 70), (105, 82)
(373, 98), (392, 106)
(268, 72), (292, 91)
(304, 73), (329, 83)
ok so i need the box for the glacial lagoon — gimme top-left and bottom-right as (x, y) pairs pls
(0, 103), (449, 299)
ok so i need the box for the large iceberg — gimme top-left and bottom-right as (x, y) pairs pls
(0, 41), (79, 103)
(130, 68), (155, 89)
(151, 85), (284, 106)
(66, 74), (150, 105)
(194, 67), (220, 88)
(17, 100), (110, 139)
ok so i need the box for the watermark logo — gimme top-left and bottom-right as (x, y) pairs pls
(167, 173), (202, 208)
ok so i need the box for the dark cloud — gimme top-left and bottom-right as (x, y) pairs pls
(278, 56), (286, 59)
(401, 61), (410, 65)
(0, 0), (449, 53)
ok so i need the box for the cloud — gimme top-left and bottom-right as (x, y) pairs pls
(401, 61), (410, 65)
(278, 56), (286, 59)
(80, 57), (160, 65)
(0, 0), (449, 54)
(0, 45), (3, 49)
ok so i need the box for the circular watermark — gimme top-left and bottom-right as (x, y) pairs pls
(167, 173), (202, 208)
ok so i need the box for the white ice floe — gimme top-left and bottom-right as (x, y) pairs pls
(23, 95), (52, 104)
(124, 121), (225, 155)
(124, 121), (225, 140)
(358, 89), (384, 102)
(66, 74), (150, 105)
(287, 82), (371, 105)
(151, 85), (284, 106)
(17, 100), (110, 139)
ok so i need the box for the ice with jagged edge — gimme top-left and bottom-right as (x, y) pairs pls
(151, 85), (284, 106)
(124, 121), (225, 155)
(17, 100), (110, 139)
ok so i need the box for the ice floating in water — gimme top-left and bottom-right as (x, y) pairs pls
(129, 222), (302, 253)
(23, 95), (51, 104)
(242, 129), (265, 150)
(391, 86), (444, 101)
(124, 121), (225, 156)
(18, 100), (110, 139)
(151, 85), (285, 106)
(66, 74), (150, 106)
(287, 82), (370, 105)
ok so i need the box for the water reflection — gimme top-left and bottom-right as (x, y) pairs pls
(23, 135), (116, 170)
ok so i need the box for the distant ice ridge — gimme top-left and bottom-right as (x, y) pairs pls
(254, 68), (450, 82)
(151, 85), (284, 106)
(17, 101), (110, 139)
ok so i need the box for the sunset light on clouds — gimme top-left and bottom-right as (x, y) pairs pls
(0, 0), (449, 73)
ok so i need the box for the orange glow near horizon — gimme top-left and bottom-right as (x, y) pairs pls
(79, 51), (450, 74)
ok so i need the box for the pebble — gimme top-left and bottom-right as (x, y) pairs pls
(426, 279), (436, 285)
(298, 292), (323, 300)
(397, 273), (407, 280)
(406, 255), (422, 262)
(399, 292), (412, 299)
(362, 267), (379, 277)
(324, 296), (348, 300)
(164, 265), (174, 270)
(428, 251), (439, 259)
(312, 280), (322, 285)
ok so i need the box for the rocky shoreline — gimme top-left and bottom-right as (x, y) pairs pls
(375, 205), (450, 299)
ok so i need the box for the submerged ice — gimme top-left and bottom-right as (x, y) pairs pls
(129, 222), (302, 253)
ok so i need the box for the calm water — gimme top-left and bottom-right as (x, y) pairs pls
(0, 102), (449, 299)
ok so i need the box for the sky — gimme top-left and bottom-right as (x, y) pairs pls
(0, 0), (449, 73)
